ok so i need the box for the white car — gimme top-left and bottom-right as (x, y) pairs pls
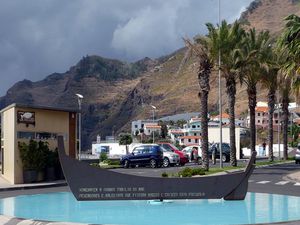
(161, 147), (180, 167)
(182, 145), (202, 163)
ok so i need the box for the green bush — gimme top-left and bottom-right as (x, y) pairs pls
(19, 140), (49, 171)
(191, 168), (205, 176)
(178, 167), (193, 177)
(161, 172), (168, 177)
(178, 167), (206, 177)
(99, 152), (108, 162)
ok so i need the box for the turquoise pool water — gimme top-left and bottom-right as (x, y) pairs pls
(0, 192), (300, 225)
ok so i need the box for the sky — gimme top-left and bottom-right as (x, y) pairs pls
(0, 0), (253, 96)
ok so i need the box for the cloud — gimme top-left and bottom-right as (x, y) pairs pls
(0, 0), (253, 96)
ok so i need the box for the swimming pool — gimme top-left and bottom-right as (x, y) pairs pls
(0, 192), (299, 225)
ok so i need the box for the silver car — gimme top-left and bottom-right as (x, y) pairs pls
(161, 147), (180, 167)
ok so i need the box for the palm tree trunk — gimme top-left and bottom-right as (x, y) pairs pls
(225, 76), (237, 166)
(282, 93), (289, 160)
(248, 85), (257, 154)
(267, 87), (275, 161)
(198, 58), (211, 171)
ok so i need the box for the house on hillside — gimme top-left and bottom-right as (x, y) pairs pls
(211, 113), (230, 125)
(246, 101), (300, 129)
(131, 120), (161, 137)
(179, 136), (201, 146)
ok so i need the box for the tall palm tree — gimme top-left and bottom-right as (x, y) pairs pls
(279, 76), (291, 160)
(278, 14), (300, 74)
(184, 37), (212, 171)
(237, 29), (271, 154)
(277, 14), (300, 159)
(206, 20), (245, 166)
(260, 48), (279, 161)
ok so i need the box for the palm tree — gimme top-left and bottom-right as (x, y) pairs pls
(277, 14), (300, 160)
(278, 14), (300, 74)
(206, 20), (245, 166)
(237, 28), (271, 154)
(260, 48), (280, 161)
(184, 37), (212, 171)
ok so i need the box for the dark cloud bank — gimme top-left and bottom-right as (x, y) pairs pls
(0, 0), (253, 95)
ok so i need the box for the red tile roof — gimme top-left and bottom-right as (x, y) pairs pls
(255, 106), (268, 112)
(181, 136), (202, 139)
(211, 113), (230, 119)
(145, 125), (161, 129)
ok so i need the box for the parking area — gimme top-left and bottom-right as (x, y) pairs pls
(111, 159), (250, 177)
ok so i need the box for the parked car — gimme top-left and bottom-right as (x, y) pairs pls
(158, 143), (189, 166)
(295, 145), (300, 164)
(208, 143), (230, 162)
(161, 147), (180, 167)
(182, 145), (202, 164)
(120, 144), (163, 168)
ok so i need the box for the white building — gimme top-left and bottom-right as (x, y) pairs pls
(131, 120), (161, 136)
(179, 136), (201, 146)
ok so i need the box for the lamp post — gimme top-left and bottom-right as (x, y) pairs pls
(151, 105), (156, 143)
(76, 93), (83, 160)
(218, 0), (223, 168)
(277, 92), (281, 160)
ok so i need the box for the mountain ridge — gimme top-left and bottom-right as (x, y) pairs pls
(1, 0), (300, 149)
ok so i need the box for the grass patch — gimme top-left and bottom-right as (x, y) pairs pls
(255, 159), (293, 166)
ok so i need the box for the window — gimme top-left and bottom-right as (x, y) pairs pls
(192, 125), (196, 128)
(275, 120), (278, 124)
(194, 133), (197, 136)
(188, 139), (191, 142)
(195, 139), (198, 143)
(17, 132), (35, 139)
(36, 132), (57, 140)
(258, 113), (260, 116)
(134, 125), (138, 128)
(258, 120), (260, 123)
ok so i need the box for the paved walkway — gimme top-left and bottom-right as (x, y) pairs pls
(0, 175), (67, 191)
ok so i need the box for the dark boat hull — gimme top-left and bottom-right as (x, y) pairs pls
(57, 137), (256, 201)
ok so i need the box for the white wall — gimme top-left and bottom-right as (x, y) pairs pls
(208, 127), (241, 159)
(92, 142), (141, 157)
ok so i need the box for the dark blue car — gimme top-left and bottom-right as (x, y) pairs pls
(120, 144), (163, 168)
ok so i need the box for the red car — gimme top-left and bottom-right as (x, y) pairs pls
(158, 143), (189, 166)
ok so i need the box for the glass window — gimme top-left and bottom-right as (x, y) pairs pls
(133, 147), (143, 155)
(17, 131), (35, 139)
(36, 132), (57, 140)
(188, 139), (191, 142)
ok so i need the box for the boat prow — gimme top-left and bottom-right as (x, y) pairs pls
(57, 136), (256, 201)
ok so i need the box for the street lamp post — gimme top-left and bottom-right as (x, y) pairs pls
(76, 93), (83, 160)
(218, 0), (223, 168)
(277, 92), (281, 160)
(151, 105), (156, 143)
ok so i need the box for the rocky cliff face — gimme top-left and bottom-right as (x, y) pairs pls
(1, 0), (299, 149)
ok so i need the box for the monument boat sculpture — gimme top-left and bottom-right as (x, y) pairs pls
(57, 136), (256, 201)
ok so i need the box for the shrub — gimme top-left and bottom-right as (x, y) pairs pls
(99, 152), (108, 162)
(191, 168), (205, 176)
(19, 140), (49, 171)
(178, 167), (206, 177)
(178, 167), (193, 177)
(161, 172), (168, 177)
